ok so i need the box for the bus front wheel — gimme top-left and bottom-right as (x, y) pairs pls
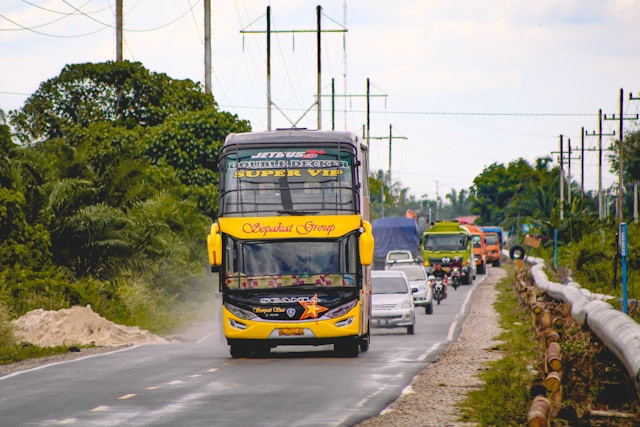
(229, 343), (251, 358)
(335, 340), (360, 357)
(359, 330), (370, 353)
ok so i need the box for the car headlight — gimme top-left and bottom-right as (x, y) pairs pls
(325, 299), (357, 319)
(224, 303), (257, 320)
(397, 298), (413, 309)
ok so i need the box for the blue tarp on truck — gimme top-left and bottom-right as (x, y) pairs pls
(372, 217), (420, 269)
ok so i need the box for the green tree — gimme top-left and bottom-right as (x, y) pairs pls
(470, 158), (543, 225)
(2, 61), (249, 328)
(10, 61), (214, 142)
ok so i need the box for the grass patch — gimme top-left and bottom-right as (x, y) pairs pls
(457, 263), (542, 425)
(0, 301), (76, 365)
(0, 343), (80, 366)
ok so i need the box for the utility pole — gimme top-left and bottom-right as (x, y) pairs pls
(560, 135), (564, 221)
(266, 6), (271, 129)
(581, 127), (585, 199)
(316, 5), (322, 130)
(586, 109), (615, 220)
(568, 139), (572, 206)
(204, 0), (211, 94)
(618, 88), (623, 225)
(116, 0), (123, 61)
(554, 138), (581, 208)
(604, 88), (639, 225)
(369, 125), (407, 217)
(321, 78), (387, 136)
(630, 92), (640, 223)
(240, 6), (347, 130)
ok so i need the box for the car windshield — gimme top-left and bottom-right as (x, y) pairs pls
(471, 235), (482, 248)
(486, 234), (498, 245)
(389, 266), (425, 281)
(388, 252), (411, 261)
(372, 277), (409, 294)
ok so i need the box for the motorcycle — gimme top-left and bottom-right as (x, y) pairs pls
(429, 275), (446, 305)
(450, 266), (461, 290)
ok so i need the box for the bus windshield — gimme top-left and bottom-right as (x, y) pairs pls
(223, 234), (359, 289)
(219, 146), (358, 216)
(423, 233), (468, 251)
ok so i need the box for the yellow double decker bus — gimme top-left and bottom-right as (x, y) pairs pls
(207, 129), (374, 358)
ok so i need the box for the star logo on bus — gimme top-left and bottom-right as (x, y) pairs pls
(299, 293), (328, 320)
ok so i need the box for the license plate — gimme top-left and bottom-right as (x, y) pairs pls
(279, 328), (305, 336)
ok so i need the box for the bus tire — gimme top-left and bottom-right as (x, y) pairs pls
(335, 340), (359, 357)
(360, 330), (370, 353)
(229, 343), (251, 359)
(509, 245), (526, 260)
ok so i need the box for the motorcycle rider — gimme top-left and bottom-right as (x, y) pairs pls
(450, 256), (463, 271)
(449, 256), (463, 288)
(431, 263), (448, 298)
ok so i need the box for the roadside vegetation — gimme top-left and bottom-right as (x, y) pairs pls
(457, 264), (540, 424)
(0, 61), (252, 361)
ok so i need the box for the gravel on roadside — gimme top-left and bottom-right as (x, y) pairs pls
(357, 266), (507, 426)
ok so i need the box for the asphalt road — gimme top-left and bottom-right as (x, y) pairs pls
(0, 272), (488, 427)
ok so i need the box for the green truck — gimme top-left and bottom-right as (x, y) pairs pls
(421, 221), (475, 285)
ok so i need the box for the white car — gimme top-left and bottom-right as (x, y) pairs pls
(385, 250), (416, 265)
(387, 263), (433, 314)
(371, 270), (416, 335)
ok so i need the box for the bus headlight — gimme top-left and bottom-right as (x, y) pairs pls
(224, 303), (257, 320)
(324, 299), (357, 319)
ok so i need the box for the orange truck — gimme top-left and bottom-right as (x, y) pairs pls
(483, 232), (502, 267)
(462, 224), (487, 274)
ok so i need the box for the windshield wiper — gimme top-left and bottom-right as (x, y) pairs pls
(277, 209), (319, 216)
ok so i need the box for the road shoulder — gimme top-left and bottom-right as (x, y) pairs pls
(358, 266), (506, 426)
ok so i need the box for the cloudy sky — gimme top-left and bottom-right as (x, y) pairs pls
(2, 0), (639, 201)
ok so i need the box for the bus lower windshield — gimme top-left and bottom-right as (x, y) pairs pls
(224, 234), (359, 289)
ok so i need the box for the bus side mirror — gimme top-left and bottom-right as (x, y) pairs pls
(359, 220), (374, 266)
(207, 223), (223, 270)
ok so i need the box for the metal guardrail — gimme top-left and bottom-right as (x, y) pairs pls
(523, 254), (640, 390)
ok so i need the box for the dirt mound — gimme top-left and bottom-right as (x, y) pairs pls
(11, 305), (168, 347)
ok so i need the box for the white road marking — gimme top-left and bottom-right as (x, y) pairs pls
(145, 386), (160, 390)
(206, 368), (218, 373)
(90, 406), (109, 412)
(56, 418), (77, 424)
(196, 332), (214, 344)
(118, 394), (136, 400)
(0, 345), (141, 381)
(189, 374), (202, 378)
(417, 342), (441, 361)
(166, 380), (183, 385)
(447, 321), (458, 341)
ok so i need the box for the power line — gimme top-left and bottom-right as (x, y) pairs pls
(2, 1), (201, 36)
(219, 104), (598, 117)
(20, 0), (110, 15)
(61, 0), (202, 33)
(0, 12), (108, 37)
